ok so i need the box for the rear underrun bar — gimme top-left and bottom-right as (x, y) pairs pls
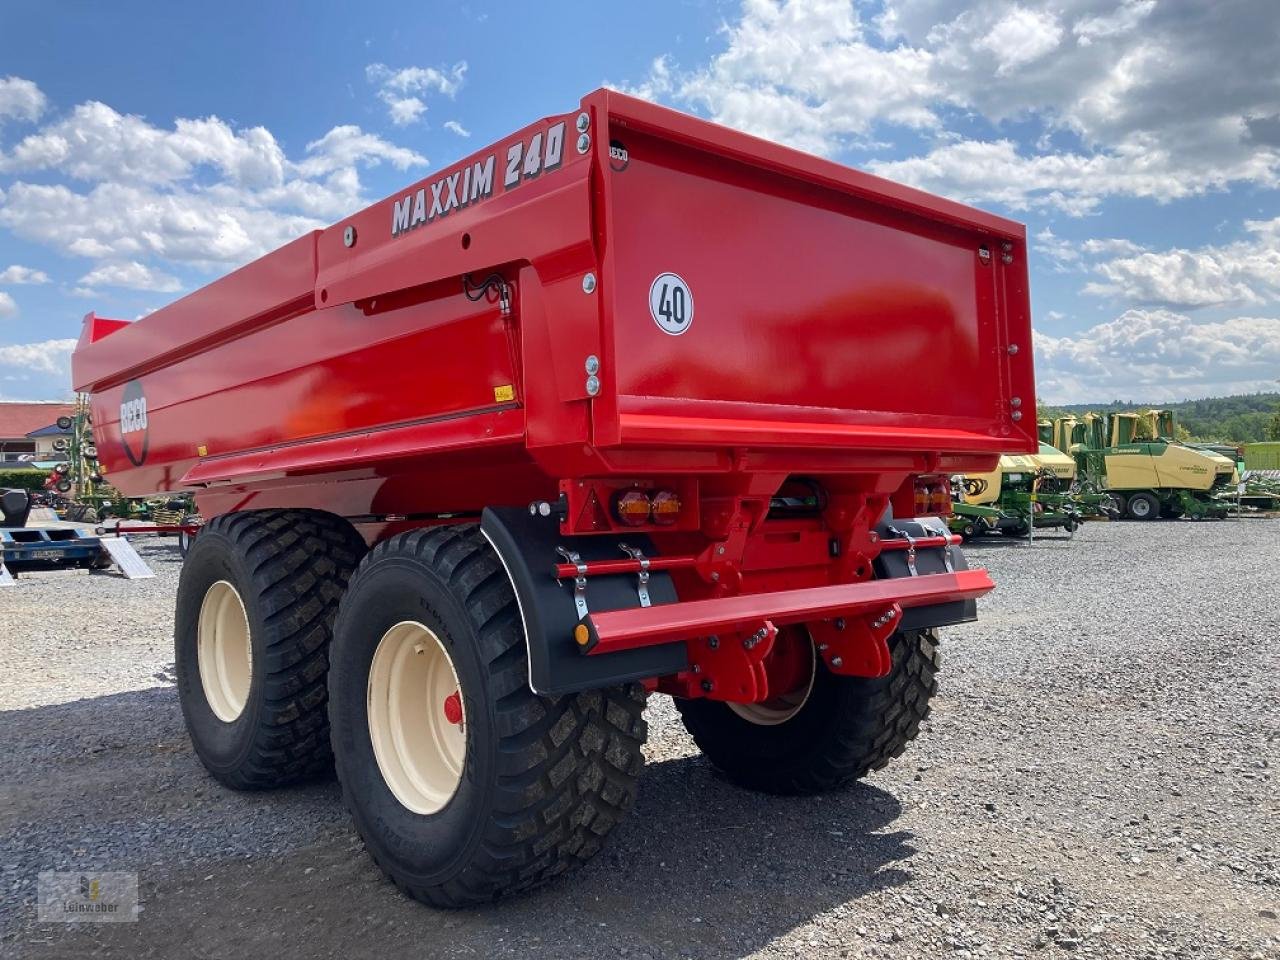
(580, 568), (994, 655)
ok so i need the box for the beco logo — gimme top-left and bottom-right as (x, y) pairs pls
(119, 380), (149, 466)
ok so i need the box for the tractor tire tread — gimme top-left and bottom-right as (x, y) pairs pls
(677, 629), (940, 795)
(191, 509), (363, 789)
(333, 525), (647, 908)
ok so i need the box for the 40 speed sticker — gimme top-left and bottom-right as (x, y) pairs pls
(649, 273), (693, 335)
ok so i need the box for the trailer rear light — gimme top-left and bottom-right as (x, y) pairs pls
(914, 477), (952, 517)
(613, 489), (652, 527)
(650, 489), (681, 526)
(930, 483), (952, 516)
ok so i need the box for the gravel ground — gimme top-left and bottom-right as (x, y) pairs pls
(1, 521), (1277, 959)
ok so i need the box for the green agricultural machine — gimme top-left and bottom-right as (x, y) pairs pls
(1051, 410), (1236, 520)
(1244, 442), (1280, 472)
(1237, 442), (1280, 511)
(49, 396), (200, 524)
(949, 444), (1100, 540)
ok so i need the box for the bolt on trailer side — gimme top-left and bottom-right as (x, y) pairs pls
(71, 88), (1036, 906)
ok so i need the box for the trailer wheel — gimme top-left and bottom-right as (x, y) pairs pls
(1126, 492), (1159, 521)
(174, 510), (365, 790)
(328, 525), (647, 907)
(676, 628), (939, 795)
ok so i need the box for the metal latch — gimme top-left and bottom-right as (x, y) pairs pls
(931, 522), (955, 573)
(555, 546), (589, 620)
(888, 525), (919, 577)
(617, 543), (651, 608)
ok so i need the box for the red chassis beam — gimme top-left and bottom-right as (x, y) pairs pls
(581, 568), (993, 655)
(101, 524), (200, 535)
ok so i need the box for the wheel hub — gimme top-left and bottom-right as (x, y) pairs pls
(727, 625), (816, 726)
(367, 621), (466, 814)
(197, 580), (252, 723)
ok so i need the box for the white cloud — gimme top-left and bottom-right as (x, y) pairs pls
(443, 120), (471, 138)
(0, 291), (16, 319)
(1073, 0), (1156, 46)
(0, 99), (428, 272)
(1082, 217), (1280, 308)
(0, 76), (46, 123)
(0, 264), (50, 284)
(294, 126), (424, 178)
(1081, 237), (1146, 256)
(79, 261), (183, 293)
(0, 101), (287, 187)
(626, 1), (1280, 213)
(0, 337), (76, 374)
(1034, 310), (1280, 401)
(619, 55), (676, 103)
(0, 181), (324, 270)
(366, 62), (467, 126)
(382, 95), (426, 126)
(973, 6), (1063, 76)
(367, 63), (467, 97)
(655, 0), (937, 156)
(867, 133), (1275, 215)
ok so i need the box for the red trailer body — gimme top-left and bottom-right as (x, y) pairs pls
(73, 90), (1032, 514)
(72, 89), (1036, 906)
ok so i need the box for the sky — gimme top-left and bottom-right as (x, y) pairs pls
(0, 0), (1277, 404)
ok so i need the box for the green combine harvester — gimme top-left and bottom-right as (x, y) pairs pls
(1050, 409), (1237, 520)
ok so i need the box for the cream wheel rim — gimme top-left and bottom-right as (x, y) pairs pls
(728, 637), (817, 726)
(197, 580), (253, 722)
(367, 621), (466, 815)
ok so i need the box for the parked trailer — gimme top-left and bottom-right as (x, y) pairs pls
(73, 90), (1035, 906)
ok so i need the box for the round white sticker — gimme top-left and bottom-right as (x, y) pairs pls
(649, 272), (694, 336)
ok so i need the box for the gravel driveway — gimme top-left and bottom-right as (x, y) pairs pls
(1, 521), (1277, 959)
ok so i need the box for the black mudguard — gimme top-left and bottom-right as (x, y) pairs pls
(480, 506), (689, 696)
(873, 517), (979, 633)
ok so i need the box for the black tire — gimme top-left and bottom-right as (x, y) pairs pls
(174, 509), (365, 790)
(1126, 491), (1160, 521)
(328, 525), (647, 908)
(676, 628), (940, 795)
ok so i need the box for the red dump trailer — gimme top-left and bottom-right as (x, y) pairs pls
(73, 89), (1035, 906)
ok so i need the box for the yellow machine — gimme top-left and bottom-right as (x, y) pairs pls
(963, 445), (1075, 506)
(1060, 410), (1235, 520)
(962, 453), (1041, 507)
(951, 444), (1089, 538)
(1034, 442), (1076, 482)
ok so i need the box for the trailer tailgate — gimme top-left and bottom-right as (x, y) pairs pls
(593, 92), (1035, 455)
